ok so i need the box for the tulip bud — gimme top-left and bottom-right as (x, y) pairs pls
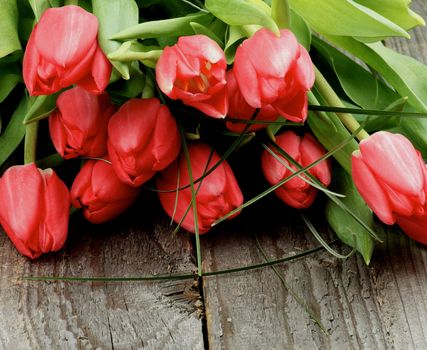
(233, 28), (314, 123)
(49, 86), (116, 159)
(107, 98), (181, 187)
(156, 143), (243, 234)
(156, 34), (228, 118)
(23, 5), (112, 96)
(352, 131), (427, 225)
(70, 158), (139, 224)
(225, 69), (279, 133)
(0, 164), (69, 259)
(261, 131), (331, 209)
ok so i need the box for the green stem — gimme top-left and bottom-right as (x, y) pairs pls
(314, 66), (370, 141)
(24, 122), (39, 164)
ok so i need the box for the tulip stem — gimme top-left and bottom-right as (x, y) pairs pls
(24, 122), (39, 164)
(314, 66), (370, 141)
(64, 0), (79, 5)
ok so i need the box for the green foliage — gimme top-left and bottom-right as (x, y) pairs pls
(0, 0), (22, 58)
(289, 0), (410, 41)
(93, 0), (140, 79)
(0, 95), (27, 167)
(326, 167), (375, 265)
(205, 0), (279, 35)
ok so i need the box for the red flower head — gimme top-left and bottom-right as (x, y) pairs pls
(0, 164), (69, 259)
(234, 28), (314, 123)
(23, 5), (112, 95)
(71, 158), (139, 224)
(107, 98), (181, 187)
(156, 35), (228, 118)
(225, 69), (279, 133)
(156, 143), (243, 234)
(352, 131), (427, 225)
(49, 86), (116, 159)
(261, 131), (331, 209)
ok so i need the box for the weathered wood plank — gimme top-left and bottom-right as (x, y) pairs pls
(202, 1), (427, 348)
(0, 199), (204, 350)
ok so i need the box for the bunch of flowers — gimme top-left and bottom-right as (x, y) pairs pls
(1, 0), (427, 268)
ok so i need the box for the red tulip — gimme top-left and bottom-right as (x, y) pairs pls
(107, 98), (181, 187)
(49, 86), (116, 159)
(261, 131), (331, 209)
(225, 69), (279, 133)
(0, 164), (69, 259)
(23, 5), (112, 96)
(156, 35), (228, 118)
(352, 131), (427, 225)
(156, 143), (243, 234)
(70, 158), (139, 224)
(233, 28), (314, 123)
(396, 212), (427, 245)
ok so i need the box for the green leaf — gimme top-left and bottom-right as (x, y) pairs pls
(0, 95), (27, 167)
(289, 9), (311, 50)
(307, 91), (358, 174)
(0, 0), (22, 58)
(0, 63), (21, 103)
(326, 167), (375, 265)
(23, 93), (59, 124)
(271, 0), (290, 29)
(353, 0), (425, 31)
(312, 37), (399, 110)
(289, 0), (409, 41)
(205, 0), (279, 35)
(110, 12), (212, 41)
(92, 0), (139, 80)
(28, 0), (50, 21)
(224, 25), (246, 64)
(108, 41), (162, 68)
(326, 35), (427, 156)
(108, 72), (146, 103)
(190, 22), (224, 47)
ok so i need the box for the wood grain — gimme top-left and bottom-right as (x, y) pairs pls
(202, 1), (427, 348)
(0, 198), (204, 350)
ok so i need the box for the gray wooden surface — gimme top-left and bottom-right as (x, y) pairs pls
(1, 2), (427, 349)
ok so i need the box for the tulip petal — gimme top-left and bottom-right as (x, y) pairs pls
(234, 47), (261, 108)
(41, 169), (69, 251)
(22, 26), (41, 96)
(397, 214), (427, 245)
(294, 45), (315, 90)
(0, 164), (43, 244)
(152, 105), (181, 171)
(156, 46), (178, 95)
(272, 91), (308, 123)
(360, 132), (425, 197)
(352, 152), (395, 225)
(76, 46), (112, 94)
(35, 6), (98, 68)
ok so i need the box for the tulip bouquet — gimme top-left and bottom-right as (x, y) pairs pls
(1, 0), (427, 269)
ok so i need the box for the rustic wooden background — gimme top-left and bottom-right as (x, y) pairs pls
(1, 2), (427, 349)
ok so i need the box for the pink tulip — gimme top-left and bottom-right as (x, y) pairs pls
(156, 143), (243, 234)
(23, 5), (111, 95)
(225, 69), (279, 133)
(49, 86), (116, 159)
(71, 158), (139, 224)
(0, 164), (69, 259)
(352, 131), (427, 225)
(107, 98), (181, 187)
(261, 131), (331, 209)
(156, 35), (228, 118)
(233, 28), (314, 123)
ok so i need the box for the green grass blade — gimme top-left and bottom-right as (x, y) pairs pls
(301, 214), (355, 259)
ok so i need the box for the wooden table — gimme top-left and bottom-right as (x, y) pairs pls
(1, 2), (427, 349)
